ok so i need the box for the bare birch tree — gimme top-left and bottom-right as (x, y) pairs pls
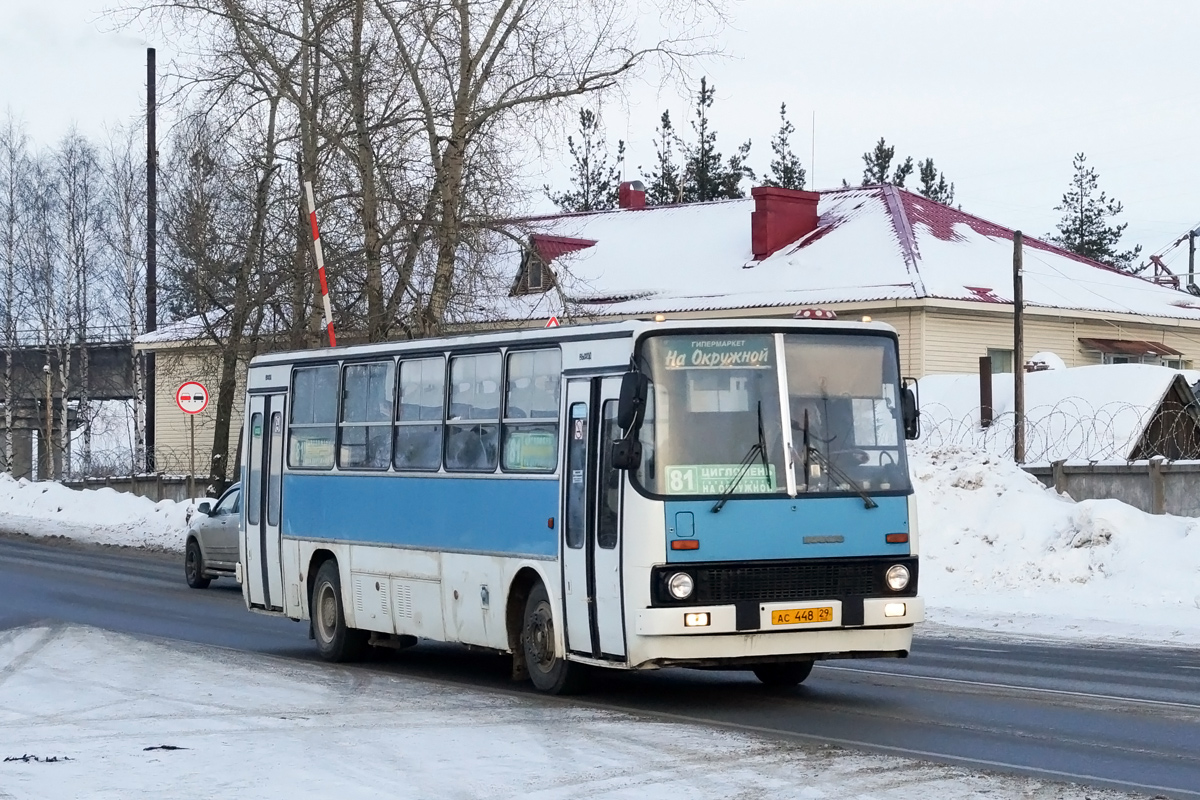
(0, 116), (29, 473)
(102, 126), (149, 473)
(55, 131), (104, 476)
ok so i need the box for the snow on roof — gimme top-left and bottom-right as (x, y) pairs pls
(915, 364), (1193, 463)
(498, 185), (1200, 322)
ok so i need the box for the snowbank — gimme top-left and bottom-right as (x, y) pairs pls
(913, 447), (1200, 645)
(0, 474), (194, 551)
(0, 624), (1144, 800)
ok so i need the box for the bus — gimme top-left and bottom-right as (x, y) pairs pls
(238, 318), (923, 693)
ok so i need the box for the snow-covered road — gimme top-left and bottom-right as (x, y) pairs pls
(0, 624), (1150, 800)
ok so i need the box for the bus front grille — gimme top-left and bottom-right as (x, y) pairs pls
(651, 557), (918, 606)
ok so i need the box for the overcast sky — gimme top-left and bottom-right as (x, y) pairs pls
(3, 0), (1198, 271)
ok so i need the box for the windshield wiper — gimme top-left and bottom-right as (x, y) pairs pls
(711, 402), (770, 513)
(796, 411), (877, 510)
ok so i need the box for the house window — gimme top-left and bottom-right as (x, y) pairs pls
(513, 250), (549, 295)
(986, 348), (1013, 373)
(1165, 358), (1187, 370)
(1102, 354), (1134, 365)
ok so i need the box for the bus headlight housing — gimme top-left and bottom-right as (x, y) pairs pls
(885, 564), (910, 592)
(667, 572), (694, 600)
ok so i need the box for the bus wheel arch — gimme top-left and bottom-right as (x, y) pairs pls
(506, 567), (544, 681)
(305, 548), (338, 619)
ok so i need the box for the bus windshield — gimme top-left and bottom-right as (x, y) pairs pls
(636, 332), (910, 498)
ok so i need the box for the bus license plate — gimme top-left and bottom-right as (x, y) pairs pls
(771, 607), (833, 626)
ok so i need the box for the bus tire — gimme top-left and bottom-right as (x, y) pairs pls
(522, 582), (583, 695)
(753, 661), (814, 688)
(185, 539), (210, 589)
(311, 560), (368, 663)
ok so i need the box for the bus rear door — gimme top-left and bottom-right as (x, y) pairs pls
(243, 392), (286, 612)
(561, 377), (626, 661)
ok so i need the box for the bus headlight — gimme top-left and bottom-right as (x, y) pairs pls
(667, 572), (694, 600)
(885, 564), (910, 592)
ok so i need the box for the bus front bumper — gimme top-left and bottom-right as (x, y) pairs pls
(635, 596), (924, 637)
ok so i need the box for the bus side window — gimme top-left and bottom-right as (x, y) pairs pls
(445, 353), (501, 472)
(395, 356), (445, 471)
(289, 365), (338, 469)
(502, 348), (561, 473)
(338, 360), (394, 470)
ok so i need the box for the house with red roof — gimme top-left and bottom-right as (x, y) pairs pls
(499, 183), (1200, 377)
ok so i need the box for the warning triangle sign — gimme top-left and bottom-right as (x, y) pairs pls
(545, 316), (560, 328)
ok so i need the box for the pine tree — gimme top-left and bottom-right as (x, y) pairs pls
(916, 157), (955, 205)
(680, 77), (753, 202)
(861, 137), (912, 187)
(763, 103), (806, 190)
(1048, 152), (1142, 271)
(642, 111), (683, 205)
(545, 108), (625, 212)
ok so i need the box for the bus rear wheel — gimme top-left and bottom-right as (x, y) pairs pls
(522, 582), (583, 695)
(311, 560), (368, 663)
(752, 661), (814, 688)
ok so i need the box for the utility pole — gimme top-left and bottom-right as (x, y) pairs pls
(146, 47), (157, 473)
(1013, 231), (1025, 464)
(1190, 229), (1196, 288)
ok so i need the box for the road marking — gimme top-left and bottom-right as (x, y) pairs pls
(953, 646), (1007, 653)
(1178, 665), (1200, 671)
(818, 664), (1200, 711)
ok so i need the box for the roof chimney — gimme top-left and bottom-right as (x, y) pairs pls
(619, 180), (646, 210)
(751, 186), (820, 259)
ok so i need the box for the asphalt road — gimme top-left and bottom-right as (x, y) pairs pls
(3, 535), (1199, 798)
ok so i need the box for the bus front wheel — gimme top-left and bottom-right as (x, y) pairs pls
(311, 560), (368, 663)
(522, 582), (583, 695)
(752, 661), (814, 688)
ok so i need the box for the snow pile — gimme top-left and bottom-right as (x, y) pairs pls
(917, 364), (1187, 463)
(0, 624), (1144, 800)
(913, 447), (1200, 645)
(0, 474), (194, 551)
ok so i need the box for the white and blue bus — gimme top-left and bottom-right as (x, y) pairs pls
(238, 318), (923, 692)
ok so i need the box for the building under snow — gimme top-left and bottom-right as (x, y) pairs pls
(503, 184), (1200, 377)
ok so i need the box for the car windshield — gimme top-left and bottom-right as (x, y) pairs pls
(635, 331), (910, 498)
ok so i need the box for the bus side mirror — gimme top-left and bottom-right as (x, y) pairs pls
(617, 371), (648, 430)
(901, 378), (920, 440)
(611, 438), (642, 471)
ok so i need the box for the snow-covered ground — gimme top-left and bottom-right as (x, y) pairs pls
(1, 445), (1199, 647)
(0, 624), (1145, 800)
(912, 447), (1200, 646)
(0, 473), (195, 550)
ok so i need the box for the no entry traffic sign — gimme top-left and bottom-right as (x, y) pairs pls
(176, 381), (209, 415)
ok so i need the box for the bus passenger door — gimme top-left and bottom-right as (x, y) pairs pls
(243, 392), (286, 611)
(561, 378), (627, 661)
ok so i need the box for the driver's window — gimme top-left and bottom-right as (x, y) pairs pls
(216, 488), (241, 516)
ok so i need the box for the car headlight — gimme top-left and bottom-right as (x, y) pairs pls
(667, 572), (694, 600)
(885, 564), (910, 592)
